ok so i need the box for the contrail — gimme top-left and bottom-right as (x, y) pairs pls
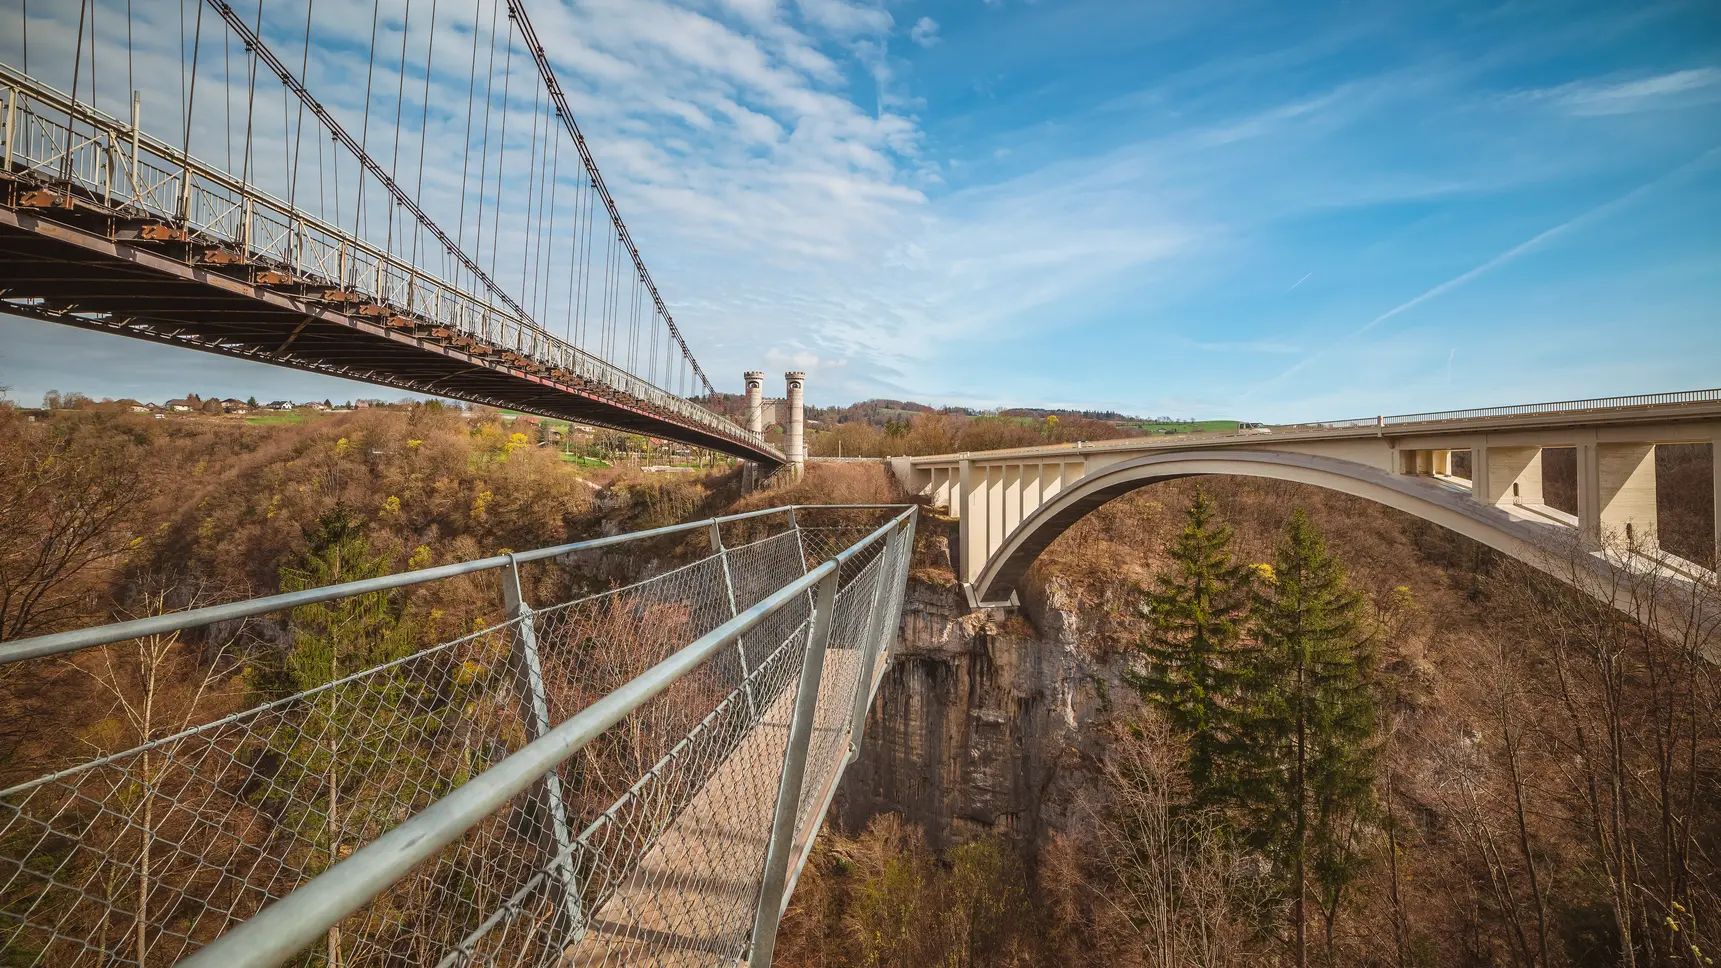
(1287, 271), (1312, 292)
(1245, 145), (1721, 400)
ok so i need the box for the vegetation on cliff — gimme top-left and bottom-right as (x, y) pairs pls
(783, 468), (1720, 968)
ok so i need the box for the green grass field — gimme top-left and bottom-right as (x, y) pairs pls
(244, 411), (310, 425)
(999, 415), (1242, 435)
(559, 453), (611, 468)
(1119, 419), (1241, 434)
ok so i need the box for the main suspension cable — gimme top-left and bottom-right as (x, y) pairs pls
(505, 0), (716, 396)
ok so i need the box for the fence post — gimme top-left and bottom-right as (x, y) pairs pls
(500, 554), (583, 935)
(129, 91), (141, 198)
(712, 519), (758, 717)
(845, 523), (901, 763)
(748, 564), (839, 967)
(3, 86), (15, 172)
(101, 129), (114, 206)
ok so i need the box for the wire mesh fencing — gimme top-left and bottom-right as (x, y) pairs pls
(0, 505), (915, 968)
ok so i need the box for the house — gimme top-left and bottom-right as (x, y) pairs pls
(266, 400), (293, 410)
(221, 398), (249, 413)
(165, 398), (196, 412)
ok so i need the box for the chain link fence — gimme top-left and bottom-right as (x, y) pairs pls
(0, 504), (915, 968)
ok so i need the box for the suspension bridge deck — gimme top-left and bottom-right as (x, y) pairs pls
(0, 201), (775, 461)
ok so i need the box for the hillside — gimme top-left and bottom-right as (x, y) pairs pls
(2, 411), (1714, 967)
(774, 466), (1721, 968)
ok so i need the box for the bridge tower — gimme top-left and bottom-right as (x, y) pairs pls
(786, 371), (807, 477)
(742, 371), (767, 491)
(745, 371), (766, 435)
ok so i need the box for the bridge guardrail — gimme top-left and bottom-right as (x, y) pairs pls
(0, 504), (916, 967)
(1307, 387), (1721, 430)
(0, 66), (775, 458)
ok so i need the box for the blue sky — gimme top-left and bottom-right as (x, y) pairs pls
(2, 0), (1718, 420)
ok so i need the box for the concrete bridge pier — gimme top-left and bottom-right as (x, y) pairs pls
(1461, 441), (1660, 550)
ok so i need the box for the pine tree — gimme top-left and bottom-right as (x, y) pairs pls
(1239, 510), (1379, 968)
(270, 512), (417, 966)
(1129, 489), (1253, 802)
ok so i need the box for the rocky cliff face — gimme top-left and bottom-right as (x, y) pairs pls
(835, 575), (1136, 848)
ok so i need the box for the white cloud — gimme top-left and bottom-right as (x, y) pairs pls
(793, 0), (892, 36)
(1517, 68), (1721, 116)
(910, 17), (940, 47)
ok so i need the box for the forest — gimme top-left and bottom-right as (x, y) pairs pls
(775, 465), (1720, 968)
(1, 403), (1717, 967)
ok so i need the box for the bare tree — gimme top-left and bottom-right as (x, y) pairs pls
(1492, 527), (1721, 966)
(0, 419), (140, 640)
(1081, 717), (1265, 968)
(71, 585), (241, 966)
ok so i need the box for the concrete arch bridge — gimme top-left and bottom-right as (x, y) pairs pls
(889, 391), (1721, 614)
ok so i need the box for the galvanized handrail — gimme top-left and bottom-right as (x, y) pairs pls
(173, 506), (915, 968)
(0, 504), (820, 664)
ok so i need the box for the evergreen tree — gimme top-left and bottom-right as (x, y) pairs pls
(279, 511), (413, 693)
(1239, 510), (1379, 968)
(1129, 490), (1253, 802)
(263, 511), (419, 964)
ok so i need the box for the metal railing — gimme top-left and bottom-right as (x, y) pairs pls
(0, 66), (776, 459)
(0, 504), (915, 967)
(1309, 387), (1721, 430)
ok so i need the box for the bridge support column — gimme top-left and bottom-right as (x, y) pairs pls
(1714, 430), (1721, 566)
(1588, 442), (1658, 550)
(1003, 464), (1022, 535)
(933, 467), (955, 512)
(1479, 446), (1543, 506)
(960, 458), (987, 583)
(785, 371), (806, 478)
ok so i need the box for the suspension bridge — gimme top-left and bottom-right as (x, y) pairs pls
(0, 0), (780, 462)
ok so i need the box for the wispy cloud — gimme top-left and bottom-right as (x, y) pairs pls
(1515, 67), (1721, 116)
(1248, 146), (1721, 397)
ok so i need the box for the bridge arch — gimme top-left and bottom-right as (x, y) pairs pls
(972, 449), (1563, 604)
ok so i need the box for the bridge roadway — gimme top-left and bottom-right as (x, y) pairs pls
(890, 391), (1721, 607)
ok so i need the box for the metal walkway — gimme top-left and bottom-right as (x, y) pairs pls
(0, 504), (915, 967)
